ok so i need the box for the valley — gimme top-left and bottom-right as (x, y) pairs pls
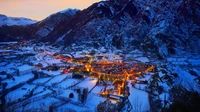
(0, 41), (200, 112)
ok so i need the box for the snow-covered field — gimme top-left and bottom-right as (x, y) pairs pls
(56, 103), (93, 112)
(33, 86), (46, 95)
(57, 78), (80, 88)
(33, 77), (51, 84)
(91, 85), (105, 94)
(2, 73), (34, 89)
(128, 86), (150, 112)
(76, 78), (98, 91)
(19, 97), (61, 111)
(86, 93), (106, 110)
(45, 75), (68, 86)
(42, 70), (61, 76)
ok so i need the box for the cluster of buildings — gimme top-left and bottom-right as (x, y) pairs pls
(52, 53), (155, 98)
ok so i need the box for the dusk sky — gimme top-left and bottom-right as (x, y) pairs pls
(0, 0), (102, 21)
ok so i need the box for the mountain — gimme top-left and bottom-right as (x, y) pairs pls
(32, 8), (79, 38)
(44, 0), (200, 58)
(0, 8), (79, 42)
(0, 14), (37, 26)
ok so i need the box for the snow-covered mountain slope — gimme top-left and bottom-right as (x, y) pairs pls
(0, 8), (79, 41)
(44, 0), (200, 58)
(0, 14), (37, 26)
(33, 8), (79, 38)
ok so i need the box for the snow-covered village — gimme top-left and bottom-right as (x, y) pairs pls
(1, 0), (200, 112)
(1, 40), (200, 112)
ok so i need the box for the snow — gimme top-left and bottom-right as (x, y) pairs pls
(159, 71), (165, 77)
(0, 63), (18, 72)
(57, 103), (92, 112)
(0, 62), (7, 66)
(59, 89), (79, 101)
(36, 27), (51, 37)
(159, 93), (170, 107)
(17, 64), (33, 72)
(76, 78), (98, 91)
(32, 89), (52, 97)
(0, 50), (13, 52)
(42, 70), (61, 76)
(134, 57), (150, 63)
(3, 73), (34, 89)
(0, 14), (37, 26)
(98, 2), (105, 7)
(0, 42), (17, 44)
(128, 83), (150, 112)
(6, 84), (36, 102)
(59, 8), (79, 14)
(167, 57), (188, 62)
(91, 85), (105, 94)
(188, 59), (200, 66)
(33, 77), (51, 84)
(159, 82), (170, 92)
(22, 97), (61, 111)
(36, 52), (61, 65)
(47, 58), (62, 64)
(134, 84), (147, 90)
(166, 58), (200, 66)
(21, 46), (34, 51)
(56, 29), (72, 42)
(193, 68), (200, 76)
(73, 51), (85, 58)
(110, 7), (115, 15)
(146, 6), (150, 10)
(136, 74), (152, 81)
(99, 47), (106, 52)
(125, 54), (146, 61)
(173, 67), (199, 91)
(0, 75), (7, 80)
(4, 68), (16, 75)
(85, 93), (106, 110)
(171, 62), (188, 65)
(33, 86), (46, 95)
(45, 75), (68, 86)
(57, 78), (80, 88)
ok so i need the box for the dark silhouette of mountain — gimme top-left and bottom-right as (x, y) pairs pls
(0, 8), (78, 42)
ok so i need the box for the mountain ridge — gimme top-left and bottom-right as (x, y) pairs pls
(0, 8), (79, 42)
(0, 14), (37, 26)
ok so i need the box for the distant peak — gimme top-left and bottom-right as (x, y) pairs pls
(0, 14), (37, 26)
(0, 14), (7, 17)
(59, 8), (79, 14)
